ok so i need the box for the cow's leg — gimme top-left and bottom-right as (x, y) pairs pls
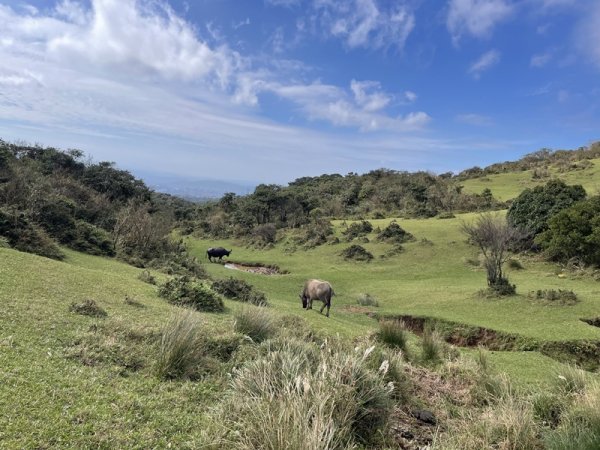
(326, 303), (330, 317)
(319, 301), (326, 315)
(307, 298), (312, 310)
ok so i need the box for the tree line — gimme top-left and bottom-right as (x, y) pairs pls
(0, 140), (201, 276)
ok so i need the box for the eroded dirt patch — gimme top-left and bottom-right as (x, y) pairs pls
(222, 260), (288, 275)
(380, 314), (600, 371)
(581, 317), (600, 328)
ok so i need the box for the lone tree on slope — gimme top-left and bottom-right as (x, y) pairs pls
(461, 213), (522, 295)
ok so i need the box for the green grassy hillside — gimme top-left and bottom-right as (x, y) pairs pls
(187, 214), (600, 343)
(0, 248), (228, 447)
(460, 158), (600, 201)
(2, 212), (600, 446)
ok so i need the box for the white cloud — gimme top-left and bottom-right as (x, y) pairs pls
(315, 0), (415, 51)
(265, 0), (302, 7)
(446, 0), (513, 44)
(265, 81), (428, 131)
(468, 49), (501, 78)
(575, 2), (600, 70)
(530, 51), (552, 67)
(0, 0), (435, 184)
(404, 91), (417, 103)
(456, 113), (493, 126)
(350, 80), (391, 112)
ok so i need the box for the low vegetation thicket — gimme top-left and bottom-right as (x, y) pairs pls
(376, 221), (414, 243)
(158, 276), (224, 312)
(343, 220), (373, 241)
(0, 140), (201, 275)
(212, 277), (268, 306)
(529, 289), (578, 305)
(536, 195), (600, 267)
(69, 299), (107, 317)
(192, 166), (504, 242)
(341, 244), (374, 262)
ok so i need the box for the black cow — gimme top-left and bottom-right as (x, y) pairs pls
(207, 247), (232, 262)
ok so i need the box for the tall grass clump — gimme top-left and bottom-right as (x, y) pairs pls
(215, 340), (394, 449)
(438, 395), (540, 450)
(376, 320), (408, 352)
(234, 305), (276, 343)
(357, 293), (379, 307)
(546, 383), (600, 450)
(421, 328), (445, 364)
(155, 311), (205, 380)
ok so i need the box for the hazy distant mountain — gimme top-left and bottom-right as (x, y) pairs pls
(134, 171), (256, 201)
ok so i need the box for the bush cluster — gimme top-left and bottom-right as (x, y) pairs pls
(212, 277), (268, 306)
(341, 244), (374, 262)
(157, 276), (224, 312)
(343, 220), (373, 241)
(529, 289), (578, 304)
(376, 221), (414, 244)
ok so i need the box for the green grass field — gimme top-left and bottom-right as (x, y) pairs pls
(2, 210), (600, 446)
(460, 158), (600, 201)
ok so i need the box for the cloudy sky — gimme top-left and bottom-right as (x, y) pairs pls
(0, 0), (598, 184)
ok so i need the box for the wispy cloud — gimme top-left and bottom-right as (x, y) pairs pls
(468, 49), (501, 78)
(575, 2), (600, 70)
(530, 51), (552, 67)
(456, 113), (493, 126)
(313, 0), (415, 51)
(446, 0), (513, 45)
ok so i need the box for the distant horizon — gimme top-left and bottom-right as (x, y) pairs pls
(1, 0), (599, 184)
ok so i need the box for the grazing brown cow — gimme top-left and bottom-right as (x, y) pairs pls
(299, 279), (335, 318)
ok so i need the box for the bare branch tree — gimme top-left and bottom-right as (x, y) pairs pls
(461, 213), (523, 293)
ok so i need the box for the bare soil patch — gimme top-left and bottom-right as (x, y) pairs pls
(222, 260), (288, 275)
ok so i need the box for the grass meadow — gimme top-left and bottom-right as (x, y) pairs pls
(2, 209), (600, 446)
(460, 158), (600, 201)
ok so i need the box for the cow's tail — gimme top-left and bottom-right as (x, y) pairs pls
(331, 289), (336, 297)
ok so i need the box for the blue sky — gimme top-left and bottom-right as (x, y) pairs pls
(0, 0), (598, 184)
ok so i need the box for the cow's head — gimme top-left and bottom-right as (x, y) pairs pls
(299, 293), (307, 309)
(227, 249), (232, 255)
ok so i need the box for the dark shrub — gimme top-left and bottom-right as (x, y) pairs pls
(69, 299), (107, 317)
(212, 277), (269, 306)
(343, 220), (373, 240)
(507, 179), (586, 237)
(0, 208), (64, 260)
(69, 221), (115, 256)
(293, 218), (333, 248)
(507, 258), (524, 270)
(158, 276), (224, 312)
(251, 223), (277, 246)
(536, 196), (600, 266)
(377, 222), (414, 243)
(341, 244), (373, 262)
